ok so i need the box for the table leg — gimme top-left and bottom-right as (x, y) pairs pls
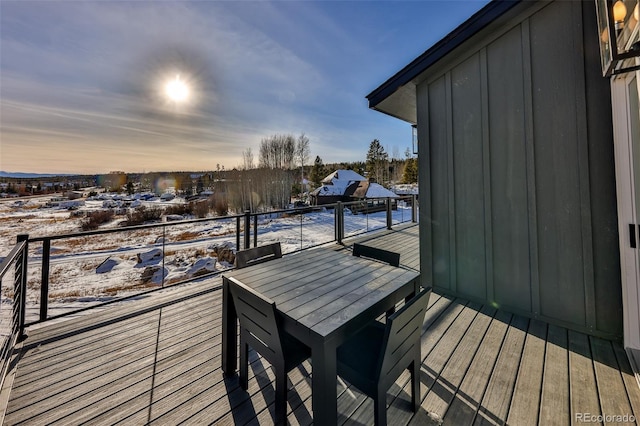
(221, 277), (237, 376)
(311, 341), (338, 425)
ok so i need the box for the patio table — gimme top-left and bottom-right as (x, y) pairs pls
(221, 246), (420, 425)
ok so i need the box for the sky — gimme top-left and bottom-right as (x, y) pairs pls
(1, 0), (490, 175)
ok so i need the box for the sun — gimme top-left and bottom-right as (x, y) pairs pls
(164, 75), (190, 103)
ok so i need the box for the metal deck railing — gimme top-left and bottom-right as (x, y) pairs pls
(5, 196), (418, 331)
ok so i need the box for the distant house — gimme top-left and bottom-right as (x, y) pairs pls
(65, 186), (102, 200)
(391, 183), (418, 196)
(309, 170), (398, 210)
(65, 190), (85, 200)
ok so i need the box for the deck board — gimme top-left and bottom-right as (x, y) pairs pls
(613, 344), (640, 421)
(421, 304), (496, 420)
(591, 336), (635, 422)
(2, 225), (639, 425)
(506, 319), (547, 425)
(387, 301), (487, 426)
(539, 325), (570, 425)
(568, 330), (601, 422)
(441, 310), (512, 425)
(474, 314), (529, 426)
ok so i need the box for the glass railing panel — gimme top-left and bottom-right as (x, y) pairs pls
(253, 206), (336, 254)
(24, 241), (42, 325)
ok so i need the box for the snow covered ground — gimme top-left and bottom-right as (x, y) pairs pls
(0, 194), (416, 323)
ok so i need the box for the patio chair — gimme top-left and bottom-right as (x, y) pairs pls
(235, 242), (282, 269)
(336, 287), (432, 426)
(227, 277), (310, 425)
(352, 243), (400, 267)
(353, 243), (402, 317)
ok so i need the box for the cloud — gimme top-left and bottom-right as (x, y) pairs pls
(1, 0), (488, 174)
(1, 1), (326, 172)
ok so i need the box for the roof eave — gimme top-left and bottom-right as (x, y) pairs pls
(366, 0), (523, 122)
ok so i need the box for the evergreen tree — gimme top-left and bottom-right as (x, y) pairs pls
(366, 139), (388, 183)
(402, 158), (418, 183)
(310, 156), (325, 188)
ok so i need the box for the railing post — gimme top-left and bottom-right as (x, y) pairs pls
(334, 203), (338, 242)
(253, 214), (258, 248)
(412, 194), (418, 223)
(40, 238), (51, 322)
(236, 216), (241, 251)
(244, 210), (251, 250)
(386, 197), (392, 230)
(162, 225), (166, 287)
(16, 234), (28, 339)
(336, 202), (344, 244)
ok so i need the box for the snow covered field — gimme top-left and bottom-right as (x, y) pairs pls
(0, 195), (415, 323)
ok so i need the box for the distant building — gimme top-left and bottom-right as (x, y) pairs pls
(309, 170), (398, 209)
(65, 186), (103, 200)
(391, 184), (418, 196)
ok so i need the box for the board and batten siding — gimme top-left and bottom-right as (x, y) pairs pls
(417, 0), (622, 339)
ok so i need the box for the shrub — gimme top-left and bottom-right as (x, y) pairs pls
(191, 200), (209, 218)
(124, 206), (162, 226)
(81, 210), (115, 231)
(165, 204), (191, 216)
(210, 194), (228, 216)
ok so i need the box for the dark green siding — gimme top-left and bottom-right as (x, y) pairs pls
(581, 0), (622, 336)
(452, 55), (486, 300)
(418, 0), (621, 339)
(428, 77), (451, 291)
(529, 1), (586, 325)
(486, 25), (531, 313)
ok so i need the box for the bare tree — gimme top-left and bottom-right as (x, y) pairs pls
(259, 134), (296, 169)
(392, 145), (400, 160)
(242, 148), (254, 170)
(283, 136), (295, 169)
(296, 133), (310, 193)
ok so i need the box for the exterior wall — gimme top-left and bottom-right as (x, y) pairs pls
(310, 195), (347, 206)
(418, 0), (622, 338)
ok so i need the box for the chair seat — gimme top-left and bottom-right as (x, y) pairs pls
(282, 331), (311, 372)
(335, 287), (432, 426)
(228, 276), (311, 425)
(337, 321), (385, 394)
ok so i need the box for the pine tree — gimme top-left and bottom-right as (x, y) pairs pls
(310, 156), (325, 188)
(402, 158), (418, 183)
(366, 139), (388, 183)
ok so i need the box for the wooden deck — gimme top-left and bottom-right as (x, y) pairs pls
(348, 225), (420, 272)
(1, 225), (639, 425)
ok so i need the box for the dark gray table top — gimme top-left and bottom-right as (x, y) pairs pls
(223, 247), (420, 341)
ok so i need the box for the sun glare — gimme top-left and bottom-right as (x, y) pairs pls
(164, 75), (190, 103)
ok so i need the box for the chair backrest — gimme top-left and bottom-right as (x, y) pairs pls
(352, 243), (400, 267)
(377, 287), (432, 387)
(227, 277), (283, 364)
(235, 242), (282, 269)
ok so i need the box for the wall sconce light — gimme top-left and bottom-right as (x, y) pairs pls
(595, 0), (640, 76)
(613, 0), (628, 30)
